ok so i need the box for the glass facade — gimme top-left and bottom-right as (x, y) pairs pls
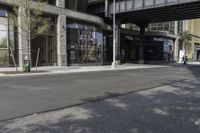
(148, 22), (175, 34)
(122, 22), (176, 34)
(153, 38), (173, 61)
(67, 23), (103, 65)
(0, 9), (16, 66)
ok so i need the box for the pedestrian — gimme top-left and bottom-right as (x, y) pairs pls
(182, 56), (185, 63)
(183, 56), (188, 65)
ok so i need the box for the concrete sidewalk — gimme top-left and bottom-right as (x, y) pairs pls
(0, 64), (170, 76)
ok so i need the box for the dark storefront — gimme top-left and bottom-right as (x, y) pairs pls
(121, 35), (173, 63)
(31, 16), (57, 67)
(67, 23), (104, 66)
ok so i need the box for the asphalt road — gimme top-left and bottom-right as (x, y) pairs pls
(0, 65), (200, 122)
(1, 78), (200, 133)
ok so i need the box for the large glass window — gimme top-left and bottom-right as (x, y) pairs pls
(0, 19), (8, 49)
(67, 24), (103, 65)
(148, 22), (175, 34)
(0, 9), (16, 66)
(0, 9), (9, 65)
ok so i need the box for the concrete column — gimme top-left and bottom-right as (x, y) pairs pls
(57, 0), (65, 7)
(18, 6), (29, 67)
(116, 24), (121, 61)
(56, 0), (67, 66)
(183, 20), (189, 31)
(138, 26), (146, 64)
(174, 21), (179, 62)
(174, 38), (179, 62)
(57, 14), (67, 66)
(105, 0), (109, 17)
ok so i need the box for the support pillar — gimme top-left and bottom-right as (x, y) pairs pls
(57, 0), (67, 66)
(174, 21), (179, 62)
(18, 6), (29, 68)
(112, 23), (120, 68)
(138, 24), (147, 64)
(57, 14), (67, 66)
(105, 0), (109, 17)
(112, 0), (117, 68)
(57, 0), (65, 7)
(174, 38), (179, 62)
(116, 24), (121, 61)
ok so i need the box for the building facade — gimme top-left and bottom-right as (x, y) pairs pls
(121, 23), (177, 63)
(122, 19), (200, 63)
(181, 19), (200, 62)
(0, 0), (106, 67)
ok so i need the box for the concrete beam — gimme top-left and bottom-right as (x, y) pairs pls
(0, 0), (105, 27)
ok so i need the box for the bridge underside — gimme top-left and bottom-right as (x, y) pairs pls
(117, 1), (200, 25)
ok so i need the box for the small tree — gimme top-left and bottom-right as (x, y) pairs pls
(8, 0), (51, 72)
(180, 31), (192, 64)
(0, 37), (8, 48)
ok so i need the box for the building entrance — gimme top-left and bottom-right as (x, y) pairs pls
(31, 16), (56, 67)
(31, 35), (56, 66)
(121, 41), (137, 63)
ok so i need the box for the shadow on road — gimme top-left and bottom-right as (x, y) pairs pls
(1, 78), (200, 133)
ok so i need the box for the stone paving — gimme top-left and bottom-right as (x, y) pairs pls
(0, 78), (200, 133)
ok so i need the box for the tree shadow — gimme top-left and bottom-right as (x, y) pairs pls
(164, 63), (200, 78)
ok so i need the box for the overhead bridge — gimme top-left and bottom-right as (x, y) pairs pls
(109, 0), (200, 24)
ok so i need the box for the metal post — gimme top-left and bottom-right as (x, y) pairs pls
(184, 41), (187, 65)
(112, 0), (116, 68)
(36, 48), (40, 71)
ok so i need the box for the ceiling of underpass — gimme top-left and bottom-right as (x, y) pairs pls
(115, 1), (200, 25)
(88, 0), (200, 25)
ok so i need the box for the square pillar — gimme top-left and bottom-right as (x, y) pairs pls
(18, 6), (29, 67)
(57, 14), (67, 66)
(57, 0), (65, 8)
(174, 38), (179, 62)
(174, 21), (179, 62)
(116, 24), (120, 60)
(138, 25), (146, 64)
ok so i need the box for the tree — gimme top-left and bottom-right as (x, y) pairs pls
(0, 37), (8, 48)
(180, 31), (192, 64)
(8, 0), (51, 71)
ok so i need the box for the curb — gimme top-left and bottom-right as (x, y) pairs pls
(0, 66), (171, 77)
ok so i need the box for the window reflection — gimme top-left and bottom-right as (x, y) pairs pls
(0, 9), (16, 66)
(0, 15), (8, 65)
(67, 24), (103, 65)
(0, 24), (8, 48)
